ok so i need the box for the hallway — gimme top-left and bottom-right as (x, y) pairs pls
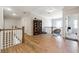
(2, 34), (78, 53)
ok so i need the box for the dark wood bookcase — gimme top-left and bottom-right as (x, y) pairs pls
(33, 20), (42, 35)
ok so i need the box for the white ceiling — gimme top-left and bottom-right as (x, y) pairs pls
(4, 6), (64, 19)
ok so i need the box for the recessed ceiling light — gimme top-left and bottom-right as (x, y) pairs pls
(6, 8), (12, 11)
(12, 13), (16, 16)
(48, 10), (54, 12)
(47, 8), (56, 12)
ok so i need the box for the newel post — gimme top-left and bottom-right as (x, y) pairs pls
(22, 26), (24, 43)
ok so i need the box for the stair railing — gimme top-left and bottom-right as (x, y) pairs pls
(0, 26), (24, 53)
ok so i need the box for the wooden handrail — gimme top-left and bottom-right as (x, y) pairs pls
(0, 28), (22, 31)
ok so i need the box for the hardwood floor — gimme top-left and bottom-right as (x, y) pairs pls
(2, 34), (79, 53)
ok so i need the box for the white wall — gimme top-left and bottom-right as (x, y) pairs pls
(4, 18), (22, 29)
(0, 7), (3, 51)
(21, 16), (33, 35)
(0, 7), (3, 29)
